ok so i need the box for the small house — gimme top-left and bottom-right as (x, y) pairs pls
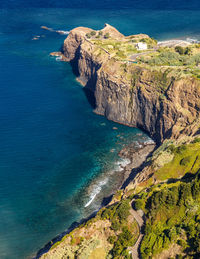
(136, 42), (148, 50)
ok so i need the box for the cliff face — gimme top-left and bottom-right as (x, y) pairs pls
(38, 25), (200, 259)
(62, 24), (200, 144)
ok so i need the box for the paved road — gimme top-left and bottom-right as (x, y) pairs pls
(129, 51), (153, 61)
(128, 202), (144, 259)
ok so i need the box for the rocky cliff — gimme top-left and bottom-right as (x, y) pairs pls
(37, 25), (200, 259)
(62, 24), (200, 144)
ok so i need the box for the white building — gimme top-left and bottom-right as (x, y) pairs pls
(136, 42), (148, 50)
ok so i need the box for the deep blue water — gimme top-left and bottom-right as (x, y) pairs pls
(0, 4), (200, 259)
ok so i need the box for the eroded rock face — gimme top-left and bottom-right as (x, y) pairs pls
(62, 24), (200, 144)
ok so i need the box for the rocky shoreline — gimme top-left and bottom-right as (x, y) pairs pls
(117, 141), (155, 188)
(34, 139), (155, 258)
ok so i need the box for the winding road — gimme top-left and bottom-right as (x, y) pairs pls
(129, 202), (144, 259)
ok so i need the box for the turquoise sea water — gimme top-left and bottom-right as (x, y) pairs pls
(0, 6), (200, 259)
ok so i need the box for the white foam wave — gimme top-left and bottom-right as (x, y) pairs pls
(56, 30), (70, 35)
(84, 178), (108, 208)
(114, 158), (131, 172)
(143, 139), (155, 145)
(56, 56), (62, 61)
(84, 193), (98, 208)
(135, 141), (143, 148)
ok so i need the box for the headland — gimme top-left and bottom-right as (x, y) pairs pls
(37, 24), (200, 259)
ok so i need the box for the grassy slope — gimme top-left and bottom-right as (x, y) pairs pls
(132, 139), (200, 258)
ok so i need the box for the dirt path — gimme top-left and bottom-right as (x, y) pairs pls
(129, 202), (144, 259)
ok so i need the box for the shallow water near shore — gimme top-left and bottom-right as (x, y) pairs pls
(1, 6), (200, 259)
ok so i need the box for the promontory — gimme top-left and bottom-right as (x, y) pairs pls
(38, 24), (200, 259)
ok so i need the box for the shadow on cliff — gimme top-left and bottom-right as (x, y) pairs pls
(83, 87), (96, 109)
(67, 45), (99, 109)
(82, 72), (100, 109)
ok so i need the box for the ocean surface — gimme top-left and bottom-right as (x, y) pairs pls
(0, 3), (200, 259)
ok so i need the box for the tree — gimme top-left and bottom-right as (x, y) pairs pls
(90, 30), (96, 36)
(175, 46), (185, 55)
(86, 33), (91, 39)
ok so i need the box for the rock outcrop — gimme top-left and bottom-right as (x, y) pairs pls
(61, 24), (200, 144)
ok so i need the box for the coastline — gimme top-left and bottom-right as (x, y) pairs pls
(118, 141), (155, 189)
(35, 25), (200, 258)
(34, 139), (155, 258)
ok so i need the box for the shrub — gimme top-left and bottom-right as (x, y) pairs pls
(112, 227), (135, 257)
(175, 46), (191, 55)
(98, 31), (103, 36)
(177, 239), (187, 248)
(175, 46), (185, 55)
(116, 50), (126, 59)
(180, 156), (191, 166)
(192, 138), (200, 143)
(70, 234), (76, 245)
(108, 235), (116, 244)
(147, 51), (181, 66)
(134, 199), (145, 210)
(90, 30), (96, 36)
(167, 227), (177, 241)
(101, 206), (115, 220)
(176, 144), (187, 154)
(168, 144), (176, 153)
(86, 33), (91, 39)
(104, 32), (110, 39)
(116, 200), (130, 221)
(185, 47), (192, 55)
(111, 220), (121, 231)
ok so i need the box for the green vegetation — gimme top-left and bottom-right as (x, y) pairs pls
(175, 46), (192, 55)
(86, 30), (97, 39)
(112, 226), (136, 258)
(90, 30), (96, 36)
(86, 30), (107, 39)
(140, 170), (200, 258)
(141, 51), (182, 66)
(104, 32), (110, 39)
(92, 38), (138, 60)
(101, 199), (131, 225)
(87, 30), (200, 80)
(154, 141), (200, 181)
(80, 141), (200, 258)
(91, 34), (158, 61)
(85, 32), (91, 39)
(134, 199), (145, 210)
(48, 140), (200, 259)
(101, 199), (139, 258)
(125, 140), (200, 258)
(137, 45), (200, 79)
